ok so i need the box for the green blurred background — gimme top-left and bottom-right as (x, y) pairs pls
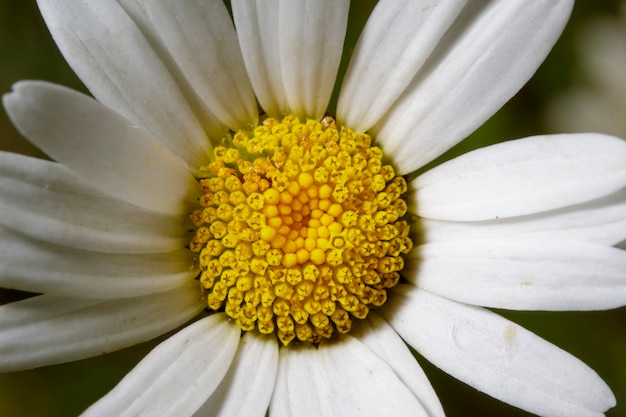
(1, 1), (625, 416)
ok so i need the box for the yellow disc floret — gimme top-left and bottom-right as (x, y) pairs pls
(190, 115), (412, 345)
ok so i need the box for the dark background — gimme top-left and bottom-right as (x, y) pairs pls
(1, 1), (625, 416)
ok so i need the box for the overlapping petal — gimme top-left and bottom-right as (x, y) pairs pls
(405, 238), (626, 310)
(371, 0), (574, 174)
(3, 81), (200, 216)
(0, 152), (188, 253)
(419, 188), (626, 246)
(412, 134), (626, 221)
(271, 336), (426, 417)
(142, 0), (258, 131)
(192, 332), (278, 417)
(385, 286), (616, 417)
(338, 0), (467, 131)
(353, 314), (444, 417)
(36, 0), (213, 167)
(81, 314), (240, 417)
(0, 282), (203, 372)
(0, 226), (196, 299)
(232, 0), (349, 119)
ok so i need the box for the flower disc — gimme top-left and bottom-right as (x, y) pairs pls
(190, 116), (413, 345)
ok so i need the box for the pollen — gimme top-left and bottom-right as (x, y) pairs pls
(190, 116), (413, 345)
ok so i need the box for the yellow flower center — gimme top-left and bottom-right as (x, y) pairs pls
(189, 115), (412, 345)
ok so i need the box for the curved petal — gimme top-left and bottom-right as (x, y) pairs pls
(338, 0), (467, 131)
(232, 0), (349, 119)
(142, 0), (258, 131)
(0, 152), (189, 253)
(116, 0), (151, 30)
(373, 0), (574, 174)
(36, 0), (212, 167)
(231, 0), (285, 117)
(353, 314), (444, 417)
(277, 0), (349, 120)
(0, 282), (204, 372)
(0, 226), (197, 299)
(192, 332), (278, 417)
(82, 314), (241, 417)
(3, 81), (200, 216)
(412, 134), (626, 221)
(419, 188), (626, 246)
(405, 238), (626, 311)
(270, 336), (425, 417)
(111, 0), (227, 141)
(385, 285), (616, 417)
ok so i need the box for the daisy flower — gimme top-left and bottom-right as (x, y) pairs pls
(1, 1), (626, 416)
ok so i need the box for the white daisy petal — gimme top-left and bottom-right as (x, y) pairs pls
(0, 226), (196, 299)
(405, 238), (626, 311)
(420, 188), (626, 246)
(89, 0), (230, 143)
(338, 0), (467, 131)
(231, 0), (285, 118)
(385, 285), (616, 417)
(142, 0), (258, 131)
(36, 0), (212, 167)
(270, 345), (321, 417)
(115, 0), (229, 142)
(3, 81), (200, 216)
(0, 152), (188, 253)
(116, 0), (150, 29)
(192, 332), (278, 417)
(0, 282), (203, 372)
(412, 134), (626, 221)
(82, 314), (240, 417)
(232, 0), (349, 119)
(271, 336), (425, 417)
(276, 0), (349, 119)
(374, 0), (574, 174)
(353, 314), (444, 417)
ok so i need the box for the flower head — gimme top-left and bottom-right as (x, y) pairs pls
(1, 1), (626, 416)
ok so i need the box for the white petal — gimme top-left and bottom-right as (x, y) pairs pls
(270, 336), (425, 417)
(420, 188), (626, 246)
(82, 314), (240, 417)
(405, 238), (626, 311)
(353, 314), (444, 417)
(0, 152), (188, 253)
(142, 0), (258, 131)
(0, 226), (196, 299)
(277, 0), (349, 120)
(270, 345), (321, 417)
(232, 0), (349, 119)
(192, 332), (278, 417)
(111, 0), (227, 141)
(125, 0), (231, 142)
(385, 285), (616, 417)
(373, 0), (574, 174)
(3, 81), (200, 216)
(338, 0), (467, 132)
(231, 1), (284, 118)
(116, 0), (151, 29)
(412, 134), (626, 221)
(36, 0), (212, 167)
(0, 282), (204, 372)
